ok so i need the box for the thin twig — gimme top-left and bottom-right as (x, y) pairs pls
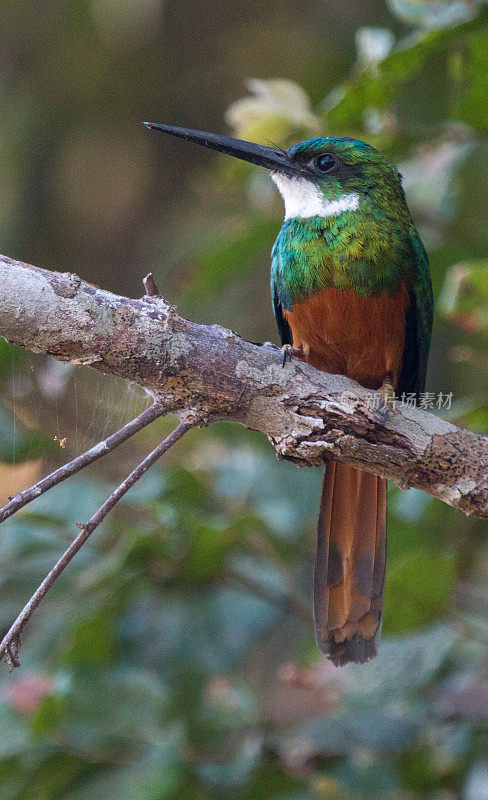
(0, 402), (168, 525)
(0, 421), (191, 669)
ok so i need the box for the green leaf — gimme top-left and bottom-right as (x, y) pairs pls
(61, 668), (174, 752)
(196, 732), (262, 792)
(13, 754), (85, 800)
(31, 694), (63, 736)
(194, 679), (258, 748)
(63, 608), (116, 666)
(122, 588), (279, 673)
(438, 260), (488, 335)
(338, 625), (457, 697)
(62, 762), (182, 800)
(383, 551), (456, 633)
(330, 760), (401, 797)
(327, 8), (488, 132)
(0, 402), (54, 463)
(281, 704), (421, 759)
(183, 216), (278, 303)
(181, 519), (243, 581)
(0, 338), (18, 378)
(0, 705), (30, 759)
(0, 759), (33, 800)
(456, 28), (488, 131)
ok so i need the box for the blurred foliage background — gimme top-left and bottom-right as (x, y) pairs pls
(1, 1), (488, 798)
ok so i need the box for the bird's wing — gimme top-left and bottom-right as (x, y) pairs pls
(398, 230), (433, 397)
(270, 238), (293, 346)
(271, 283), (292, 346)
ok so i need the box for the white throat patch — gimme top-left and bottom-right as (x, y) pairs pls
(271, 173), (359, 221)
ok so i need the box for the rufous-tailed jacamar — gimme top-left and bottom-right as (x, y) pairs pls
(144, 122), (433, 666)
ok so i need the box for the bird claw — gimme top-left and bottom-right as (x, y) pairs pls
(377, 379), (395, 423)
(280, 344), (304, 367)
(281, 344), (293, 366)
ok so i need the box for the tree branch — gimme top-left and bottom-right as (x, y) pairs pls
(0, 421), (191, 669)
(0, 254), (487, 518)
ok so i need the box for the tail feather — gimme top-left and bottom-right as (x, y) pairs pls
(313, 462), (387, 666)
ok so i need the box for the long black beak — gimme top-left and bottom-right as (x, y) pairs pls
(143, 122), (298, 176)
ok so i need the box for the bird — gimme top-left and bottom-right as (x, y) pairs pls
(144, 122), (433, 666)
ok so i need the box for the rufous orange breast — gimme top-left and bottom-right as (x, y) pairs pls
(284, 282), (410, 390)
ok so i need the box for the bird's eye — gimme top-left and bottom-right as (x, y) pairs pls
(315, 153), (337, 173)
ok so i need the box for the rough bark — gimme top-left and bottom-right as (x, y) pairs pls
(0, 254), (487, 518)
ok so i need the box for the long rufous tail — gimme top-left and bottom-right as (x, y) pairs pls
(314, 462), (387, 666)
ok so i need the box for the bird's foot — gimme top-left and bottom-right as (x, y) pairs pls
(377, 378), (395, 423)
(280, 344), (304, 367)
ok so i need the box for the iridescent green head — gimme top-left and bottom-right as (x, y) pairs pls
(273, 136), (407, 223)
